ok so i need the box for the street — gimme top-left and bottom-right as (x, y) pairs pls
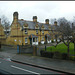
(0, 58), (63, 74)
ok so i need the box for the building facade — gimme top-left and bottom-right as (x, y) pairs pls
(0, 12), (61, 45)
(0, 19), (6, 44)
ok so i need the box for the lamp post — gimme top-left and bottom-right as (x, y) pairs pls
(45, 35), (47, 51)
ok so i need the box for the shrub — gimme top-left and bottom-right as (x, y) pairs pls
(53, 51), (62, 59)
(40, 50), (44, 57)
(40, 50), (54, 58)
(41, 51), (48, 57)
(51, 39), (54, 43)
(47, 52), (54, 58)
(69, 56), (75, 61)
(62, 53), (68, 60)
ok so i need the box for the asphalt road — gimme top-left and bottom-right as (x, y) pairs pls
(0, 58), (64, 74)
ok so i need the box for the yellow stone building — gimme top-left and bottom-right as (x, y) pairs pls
(0, 19), (6, 44)
(0, 12), (60, 46)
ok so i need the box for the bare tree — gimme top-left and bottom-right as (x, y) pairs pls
(58, 18), (73, 56)
(1, 15), (10, 35)
(50, 18), (56, 25)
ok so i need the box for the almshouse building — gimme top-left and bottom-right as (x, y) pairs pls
(0, 19), (6, 44)
(1, 12), (61, 46)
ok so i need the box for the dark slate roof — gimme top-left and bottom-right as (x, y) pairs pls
(18, 19), (59, 31)
(18, 20), (38, 29)
(29, 34), (38, 38)
(50, 25), (59, 31)
(26, 21), (36, 29)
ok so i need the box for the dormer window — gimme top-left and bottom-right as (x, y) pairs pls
(23, 23), (28, 28)
(25, 29), (27, 34)
(35, 24), (39, 29)
(36, 30), (38, 34)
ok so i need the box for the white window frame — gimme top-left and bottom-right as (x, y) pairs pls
(25, 38), (27, 43)
(42, 37), (44, 41)
(36, 30), (38, 34)
(25, 29), (27, 34)
(15, 39), (16, 42)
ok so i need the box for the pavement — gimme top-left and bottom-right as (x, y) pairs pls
(11, 54), (75, 74)
(0, 45), (75, 74)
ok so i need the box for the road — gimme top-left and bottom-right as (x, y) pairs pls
(0, 58), (64, 74)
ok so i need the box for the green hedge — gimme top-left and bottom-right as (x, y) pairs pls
(46, 43), (74, 55)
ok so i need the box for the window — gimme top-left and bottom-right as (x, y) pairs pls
(42, 30), (44, 34)
(15, 39), (16, 42)
(42, 37), (44, 41)
(36, 30), (38, 34)
(25, 38), (27, 43)
(36, 38), (38, 42)
(33, 38), (35, 42)
(25, 29), (27, 34)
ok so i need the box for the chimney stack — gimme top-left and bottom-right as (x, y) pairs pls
(33, 16), (37, 22)
(45, 19), (49, 24)
(54, 21), (57, 26)
(72, 23), (74, 28)
(13, 12), (18, 22)
(0, 18), (1, 25)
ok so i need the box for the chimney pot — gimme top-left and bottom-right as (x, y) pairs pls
(13, 11), (18, 21)
(0, 18), (1, 25)
(45, 19), (49, 24)
(54, 21), (57, 26)
(33, 16), (37, 22)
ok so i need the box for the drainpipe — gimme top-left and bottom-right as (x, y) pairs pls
(40, 29), (41, 44)
(22, 26), (23, 46)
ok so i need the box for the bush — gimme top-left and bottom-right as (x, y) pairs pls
(40, 50), (54, 58)
(62, 53), (68, 60)
(51, 39), (54, 43)
(47, 52), (54, 58)
(53, 51), (62, 59)
(41, 50), (48, 57)
(40, 50), (44, 57)
(69, 56), (75, 61)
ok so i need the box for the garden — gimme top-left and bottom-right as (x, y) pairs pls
(40, 43), (75, 61)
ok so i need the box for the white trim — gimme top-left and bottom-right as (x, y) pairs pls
(25, 38), (27, 43)
(15, 39), (16, 42)
(41, 41), (44, 44)
(50, 40), (51, 43)
(25, 29), (27, 34)
(32, 42), (38, 45)
(32, 38), (38, 45)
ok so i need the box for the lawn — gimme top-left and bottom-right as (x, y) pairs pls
(45, 43), (74, 55)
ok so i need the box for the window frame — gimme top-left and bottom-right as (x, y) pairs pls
(25, 38), (27, 43)
(42, 37), (44, 41)
(25, 29), (28, 34)
(36, 29), (38, 34)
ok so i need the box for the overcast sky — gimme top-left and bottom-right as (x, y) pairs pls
(0, 1), (75, 24)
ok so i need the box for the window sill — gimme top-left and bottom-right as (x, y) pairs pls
(25, 33), (28, 34)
